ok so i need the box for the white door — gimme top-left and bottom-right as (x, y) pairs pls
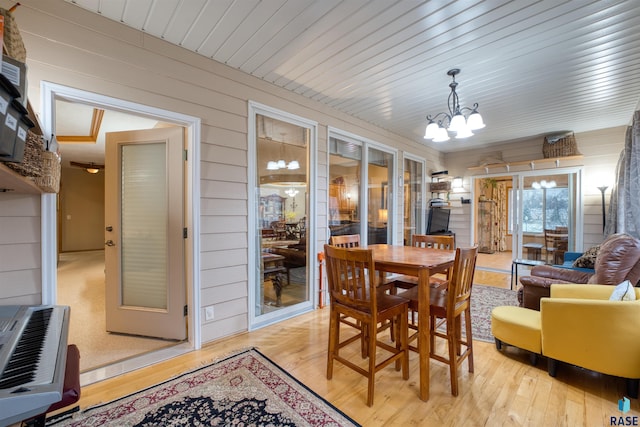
(104, 126), (186, 340)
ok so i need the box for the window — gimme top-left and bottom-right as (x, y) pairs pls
(522, 187), (569, 233)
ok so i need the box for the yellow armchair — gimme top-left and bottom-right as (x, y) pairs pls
(541, 284), (640, 397)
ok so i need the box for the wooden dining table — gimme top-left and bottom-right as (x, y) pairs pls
(366, 243), (455, 401)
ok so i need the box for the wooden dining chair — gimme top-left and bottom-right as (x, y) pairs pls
(402, 246), (479, 396)
(328, 233), (391, 353)
(544, 228), (568, 264)
(387, 234), (455, 292)
(329, 234), (361, 248)
(324, 244), (409, 406)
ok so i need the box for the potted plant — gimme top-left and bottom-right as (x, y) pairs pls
(479, 178), (497, 201)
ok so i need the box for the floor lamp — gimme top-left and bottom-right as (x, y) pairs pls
(597, 186), (608, 233)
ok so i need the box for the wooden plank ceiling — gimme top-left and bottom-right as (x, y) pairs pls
(65, 0), (640, 153)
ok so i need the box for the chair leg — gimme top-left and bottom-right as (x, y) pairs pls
(327, 309), (338, 379)
(401, 311), (409, 380)
(366, 321), (376, 407)
(548, 358), (558, 377)
(464, 308), (474, 373)
(495, 338), (502, 350)
(626, 378), (639, 399)
(447, 320), (459, 396)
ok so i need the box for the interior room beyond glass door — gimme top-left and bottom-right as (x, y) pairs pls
(255, 114), (309, 317)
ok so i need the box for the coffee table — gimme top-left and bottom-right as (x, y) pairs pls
(511, 258), (545, 290)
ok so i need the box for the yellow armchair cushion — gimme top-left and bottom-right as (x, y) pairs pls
(541, 284), (640, 379)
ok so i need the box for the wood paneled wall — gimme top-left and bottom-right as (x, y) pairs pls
(2, 0), (441, 344)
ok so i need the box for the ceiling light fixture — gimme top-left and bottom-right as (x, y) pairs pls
(285, 188), (299, 197)
(424, 68), (485, 142)
(267, 134), (300, 171)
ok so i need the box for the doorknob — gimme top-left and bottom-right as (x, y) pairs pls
(105, 240), (115, 246)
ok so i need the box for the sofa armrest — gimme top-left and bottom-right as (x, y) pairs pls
(529, 265), (593, 283)
(541, 297), (640, 379)
(518, 274), (579, 310)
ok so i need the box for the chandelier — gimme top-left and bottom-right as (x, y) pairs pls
(267, 134), (300, 170)
(424, 68), (485, 142)
(285, 188), (299, 197)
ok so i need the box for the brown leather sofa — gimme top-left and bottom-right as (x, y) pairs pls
(270, 237), (307, 269)
(518, 233), (640, 310)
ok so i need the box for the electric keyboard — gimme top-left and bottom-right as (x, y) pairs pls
(0, 305), (70, 427)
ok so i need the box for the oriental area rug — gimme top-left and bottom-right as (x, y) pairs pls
(470, 284), (519, 342)
(49, 348), (360, 427)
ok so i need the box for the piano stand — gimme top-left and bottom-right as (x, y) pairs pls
(24, 345), (81, 427)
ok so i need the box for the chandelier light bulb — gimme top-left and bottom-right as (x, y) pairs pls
(455, 126), (474, 139)
(287, 160), (300, 170)
(277, 159), (286, 169)
(448, 113), (466, 132)
(467, 110), (485, 130)
(267, 161), (279, 170)
(424, 121), (439, 139)
(433, 127), (450, 142)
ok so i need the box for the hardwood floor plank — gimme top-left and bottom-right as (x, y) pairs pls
(54, 308), (639, 426)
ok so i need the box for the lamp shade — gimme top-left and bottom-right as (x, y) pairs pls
(455, 126), (474, 139)
(433, 126), (450, 142)
(287, 160), (300, 170)
(448, 113), (466, 132)
(267, 161), (279, 170)
(467, 111), (485, 130)
(424, 121), (439, 139)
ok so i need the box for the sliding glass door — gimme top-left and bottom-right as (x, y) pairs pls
(474, 167), (582, 266)
(249, 103), (316, 329)
(328, 129), (396, 245)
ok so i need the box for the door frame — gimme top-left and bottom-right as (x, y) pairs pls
(39, 82), (202, 350)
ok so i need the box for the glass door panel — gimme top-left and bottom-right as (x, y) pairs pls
(329, 136), (362, 241)
(255, 114), (309, 317)
(403, 157), (425, 245)
(367, 147), (393, 244)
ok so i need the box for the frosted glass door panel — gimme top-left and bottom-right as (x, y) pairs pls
(121, 143), (167, 309)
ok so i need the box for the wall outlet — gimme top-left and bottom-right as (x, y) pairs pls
(204, 305), (214, 321)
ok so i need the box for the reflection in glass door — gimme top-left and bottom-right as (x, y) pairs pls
(368, 147), (394, 244)
(329, 136), (362, 241)
(252, 109), (314, 327)
(403, 156), (425, 245)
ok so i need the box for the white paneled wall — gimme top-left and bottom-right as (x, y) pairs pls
(444, 126), (627, 251)
(0, 193), (41, 305)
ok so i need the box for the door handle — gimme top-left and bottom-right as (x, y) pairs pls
(105, 226), (113, 232)
(105, 240), (116, 247)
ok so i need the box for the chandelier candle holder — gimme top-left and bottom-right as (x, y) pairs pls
(424, 68), (485, 142)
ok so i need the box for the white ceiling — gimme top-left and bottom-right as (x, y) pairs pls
(65, 0), (640, 153)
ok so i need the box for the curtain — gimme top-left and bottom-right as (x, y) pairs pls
(605, 110), (640, 239)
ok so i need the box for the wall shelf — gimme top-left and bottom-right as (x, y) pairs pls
(467, 155), (584, 173)
(0, 163), (42, 194)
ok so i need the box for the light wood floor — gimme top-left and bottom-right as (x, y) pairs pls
(62, 307), (638, 426)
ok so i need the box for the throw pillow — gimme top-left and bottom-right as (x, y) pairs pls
(610, 280), (636, 301)
(573, 245), (600, 269)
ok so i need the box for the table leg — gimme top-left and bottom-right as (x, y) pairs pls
(418, 268), (430, 401)
(511, 262), (516, 290)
